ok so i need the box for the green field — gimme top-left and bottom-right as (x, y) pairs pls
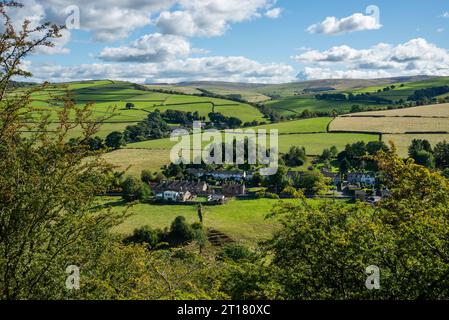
(330, 116), (449, 134)
(265, 96), (384, 116)
(383, 134), (449, 158)
(106, 197), (331, 247)
(253, 78), (416, 98)
(107, 127), (377, 176)
(351, 76), (449, 102)
(252, 117), (330, 133)
(102, 149), (171, 176)
(22, 80), (266, 135)
(125, 131), (377, 153)
(277, 133), (378, 155)
(146, 84), (271, 103)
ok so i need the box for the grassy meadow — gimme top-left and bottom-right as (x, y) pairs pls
(351, 76), (449, 101)
(383, 134), (449, 157)
(348, 103), (449, 118)
(265, 96), (384, 116)
(329, 116), (449, 134)
(106, 197), (339, 247)
(23, 80), (266, 129)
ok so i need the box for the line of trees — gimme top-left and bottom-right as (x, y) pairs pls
(315, 92), (393, 104)
(408, 86), (449, 102)
(408, 139), (449, 174)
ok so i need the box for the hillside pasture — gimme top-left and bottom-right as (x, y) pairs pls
(329, 116), (449, 134)
(144, 84), (203, 95)
(383, 134), (449, 158)
(344, 103), (449, 118)
(251, 117), (331, 134)
(111, 129), (378, 175)
(265, 96), (384, 116)
(107, 197), (337, 247)
(23, 80), (266, 136)
(102, 149), (170, 176)
(351, 77), (449, 102)
(277, 133), (378, 155)
(110, 198), (284, 247)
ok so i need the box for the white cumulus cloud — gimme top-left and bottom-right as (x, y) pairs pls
(2, 0), (71, 55)
(298, 67), (391, 80)
(294, 38), (449, 79)
(25, 56), (296, 84)
(156, 0), (278, 37)
(307, 12), (382, 35)
(98, 33), (192, 63)
(265, 7), (282, 19)
(8, 0), (177, 42)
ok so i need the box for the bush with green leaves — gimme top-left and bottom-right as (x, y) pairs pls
(105, 131), (125, 150)
(220, 149), (449, 300)
(280, 186), (303, 198)
(168, 216), (194, 245)
(282, 146), (306, 167)
(121, 176), (151, 202)
(264, 192), (280, 199)
(140, 170), (154, 184)
(217, 244), (253, 262)
(295, 170), (330, 195)
(126, 226), (165, 249)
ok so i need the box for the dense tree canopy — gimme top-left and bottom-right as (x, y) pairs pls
(221, 148), (449, 300)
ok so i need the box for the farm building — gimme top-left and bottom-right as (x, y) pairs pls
(347, 172), (376, 186)
(156, 190), (192, 202)
(221, 182), (246, 197)
(152, 180), (208, 195)
(207, 194), (227, 204)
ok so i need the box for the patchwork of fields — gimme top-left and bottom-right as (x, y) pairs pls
(265, 96), (383, 116)
(27, 78), (448, 249)
(346, 103), (449, 118)
(383, 134), (449, 157)
(327, 103), (449, 157)
(24, 80), (266, 127)
(351, 77), (449, 101)
(23, 79), (449, 171)
(329, 117), (449, 134)
(103, 117), (377, 175)
(263, 76), (449, 117)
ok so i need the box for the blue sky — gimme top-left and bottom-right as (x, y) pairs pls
(10, 0), (449, 83)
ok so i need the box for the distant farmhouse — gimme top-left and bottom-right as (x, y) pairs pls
(153, 180), (208, 195)
(222, 182), (246, 197)
(157, 190), (192, 202)
(207, 194), (226, 204)
(347, 172), (376, 186)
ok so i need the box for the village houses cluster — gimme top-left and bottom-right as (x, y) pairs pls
(148, 166), (383, 205)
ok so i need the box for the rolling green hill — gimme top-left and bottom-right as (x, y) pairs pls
(146, 82), (271, 103)
(261, 76), (449, 117)
(21, 80), (266, 137)
(103, 117), (378, 176)
(171, 76), (435, 100)
(162, 76), (446, 118)
(351, 76), (449, 102)
(264, 96), (385, 116)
